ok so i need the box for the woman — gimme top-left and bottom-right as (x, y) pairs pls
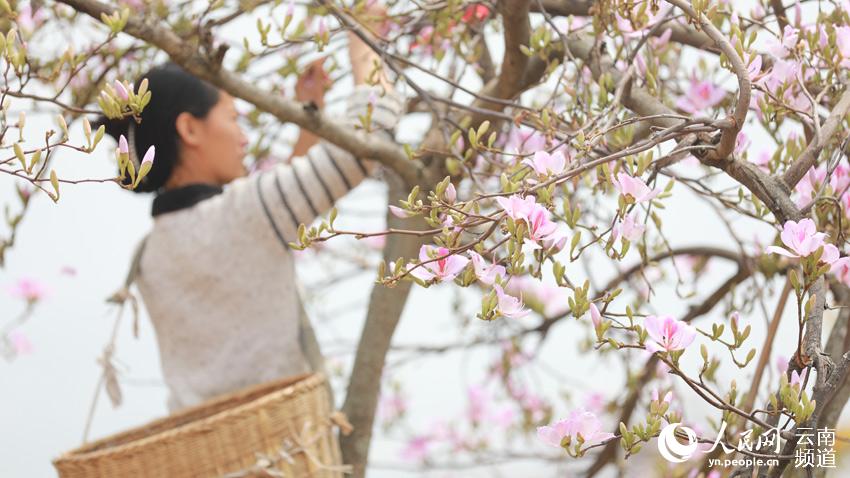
(97, 26), (404, 413)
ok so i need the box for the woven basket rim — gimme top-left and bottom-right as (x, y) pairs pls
(52, 372), (326, 464)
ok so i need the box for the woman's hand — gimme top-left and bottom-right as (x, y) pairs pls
(348, 4), (393, 89)
(295, 57), (332, 107)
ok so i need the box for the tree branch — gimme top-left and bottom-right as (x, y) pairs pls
(57, 0), (425, 187)
(781, 88), (850, 190)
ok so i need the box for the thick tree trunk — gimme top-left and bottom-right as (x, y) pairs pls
(339, 170), (429, 477)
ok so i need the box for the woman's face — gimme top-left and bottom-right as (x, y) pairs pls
(195, 91), (249, 183)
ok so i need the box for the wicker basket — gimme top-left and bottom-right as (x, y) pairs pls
(53, 373), (348, 478)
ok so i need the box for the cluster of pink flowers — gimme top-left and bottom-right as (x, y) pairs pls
(537, 409), (615, 448)
(793, 160), (850, 209)
(496, 194), (567, 250)
(397, 380), (520, 464)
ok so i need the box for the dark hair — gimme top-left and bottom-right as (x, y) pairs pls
(94, 61), (220, 193)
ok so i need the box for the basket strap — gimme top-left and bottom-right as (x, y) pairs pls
(126, 234), (150, 287)
(106, 234), (150, 304)
(296, 291), (335, 402)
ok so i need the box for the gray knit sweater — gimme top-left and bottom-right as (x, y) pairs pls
(135, 85), (405, 412)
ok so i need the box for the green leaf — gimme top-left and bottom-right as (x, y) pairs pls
(49, 170), (60, 201)
(28, 148), (41, 174)
(13, 143), (26, 170)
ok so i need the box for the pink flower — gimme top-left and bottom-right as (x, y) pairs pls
(524, 204), (560, 245)
(542, 224), (569, 252)
(676, 78), (726, 114)
(776, 355), (789, 375)
(467, 384), (489, 423)
(735, 131), (751, 156)
(760, 59), (801, 91)
(497, 195), (564, 248)
(790, 369), (809, 388)
(114, 80), (130, 101)
(8, 330), (33, 355)
(651, 388), (673, 404)
(752, 150), (772, 172)
(492, 406), (516, 428)
(141, 145), (155, 165)
(16, 4), (47, 33)
(644, 315), (697, 353)
(444, 183), (457, 203)
(361, 235), (386, 251)
(505, 276), (568, 317)
(468, 250), (506, 285)
(831, 257), (850, 286)
(612, 172), (661, 203)
(589, 303), (603, 329)
(522, 150), (568, 177)
(118, 135), (129, 155)
(837, 26), (850, 66)
(496, 194), (536, 220)
(765, 218), (839, 262)
(794, 166), (826, 208)
(378, 391), (407, 422)
(462, 4), (490, 23)
(60, 265), (77, 276)
(494, 284), (529, 318)
(400, 435), (431, 462)
(410, 25), (436, 55)
(503, 126), (547, 155)
(440, 213), (461, 233)
(389, 205), (417, 218)
(409, 245), (469, 282)
(316, 18), (328, 37)
(615, 5), (672, 37)
(765, 25), (799, 59)
(583, 392), (606, 414)
(744, 52), (763, 81)
(537, 409), (614, 448)
(7, 277), (49, 303)
(830, 162), (850, 196)
(612, 213), (645, 241)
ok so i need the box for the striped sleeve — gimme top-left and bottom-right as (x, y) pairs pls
(226, 85), (405, 249)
